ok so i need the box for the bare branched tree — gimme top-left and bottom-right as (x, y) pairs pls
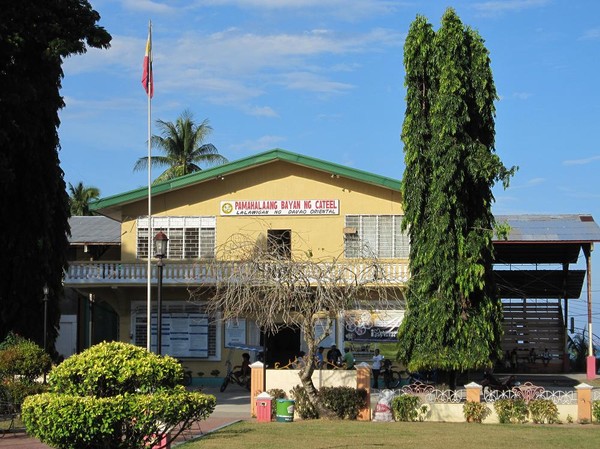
(189, 231), (404, 416)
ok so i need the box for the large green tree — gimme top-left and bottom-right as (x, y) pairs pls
(134, 109), (227, 183)
(68, 182), (101, 216)
(0, 3), (111, 348)
(397, 9), (516, 375)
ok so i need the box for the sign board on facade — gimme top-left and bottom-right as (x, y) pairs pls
(220, 199), (339, 216)
(148, 313), (209, 358)
(225, 319), (247, 347)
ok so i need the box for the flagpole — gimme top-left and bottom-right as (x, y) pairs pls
(145, 20), (153, 352)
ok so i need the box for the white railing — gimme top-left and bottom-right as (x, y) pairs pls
(64, 260), (410, 286)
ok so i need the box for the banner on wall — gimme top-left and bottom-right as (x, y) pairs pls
(343, 310), (403, 342)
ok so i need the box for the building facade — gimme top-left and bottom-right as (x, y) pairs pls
(65, 149), (410, 376)
(64, 149), (600, 378)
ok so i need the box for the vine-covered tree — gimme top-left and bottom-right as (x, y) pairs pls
(68, 182), (101, 216)
(134, 109), (227, 183)
(191, 231), (401, 417)
(397, 9), (516, 377)
(0, 3), (111, 347)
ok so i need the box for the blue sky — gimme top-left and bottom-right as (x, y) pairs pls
(59, 0), (600, 335)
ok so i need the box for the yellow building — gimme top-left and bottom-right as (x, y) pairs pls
(65, 148), (600, 379)
(66, 149), (409, 379)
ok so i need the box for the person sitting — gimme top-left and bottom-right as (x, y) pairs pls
(326, 344), (342, 368)
(542, 348), (551, 366)
(233, 352), (251, 379)
(292, 351), (306, 369)
(529, 348), (537, 363)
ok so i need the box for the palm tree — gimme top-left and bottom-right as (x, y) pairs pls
(68, 182), (100, 216)
(134, 109), (227, 183)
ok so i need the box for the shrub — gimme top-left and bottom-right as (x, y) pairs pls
(2, 379), (48, 408)
(22, 341), (216, 449)
(462, 401), (491, 423)
(289, 385), (366, 420)
(319, 386), (367, 420)
(493, 398), (528, 424)
(290, 385), (319, 420)
(528, 399), (559, 424)
(0, 332), (51, 382)
(390, 394), (420, 422)
(267, 388), (286, 418)
(592, 402), (600, 423)
(48, 341), (181, 396)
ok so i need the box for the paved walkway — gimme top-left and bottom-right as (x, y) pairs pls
(0, 385), (251, 448)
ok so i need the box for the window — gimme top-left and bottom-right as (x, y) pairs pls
(132, 301), (220, 359)
(344, 215), (409, 258)
(137, 216), (216, 259)
(267, 229), (291, 259)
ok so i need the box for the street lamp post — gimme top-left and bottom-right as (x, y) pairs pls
(42, 284), (49, 352)
(154, 231), (168, 355)
(42, 284), (49, 383)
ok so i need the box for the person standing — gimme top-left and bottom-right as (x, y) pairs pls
(343, 347), (355, 369)
(371, 348), (384, 389)
(315, 346), (325, 368)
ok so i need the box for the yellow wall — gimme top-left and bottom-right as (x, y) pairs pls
(119, 161), (403, 262)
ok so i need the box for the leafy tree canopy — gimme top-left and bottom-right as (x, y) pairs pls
(134, 109), (228, 183)
(68, 181), (101, 216)
(0, 2), (111, 348)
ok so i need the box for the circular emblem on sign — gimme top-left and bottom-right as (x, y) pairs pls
(221, 202), (233, 214)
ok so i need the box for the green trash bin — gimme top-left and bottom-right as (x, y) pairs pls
(275, 399), (295, 422)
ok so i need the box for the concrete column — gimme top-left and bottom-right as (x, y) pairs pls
(464, 382), (482, 403)
(356, 365), (371, 421)
(250, 362), (265, 418)
(575, 383), (593, 423)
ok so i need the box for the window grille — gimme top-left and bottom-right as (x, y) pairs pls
(344, 215), (409, 258)
(136, 216), (216, 259)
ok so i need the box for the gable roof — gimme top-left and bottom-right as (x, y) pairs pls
(68, 216), (121, 245)
(90, 148), (402, 213)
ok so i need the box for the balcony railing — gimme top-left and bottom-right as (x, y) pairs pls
(64, 260), (409, 286)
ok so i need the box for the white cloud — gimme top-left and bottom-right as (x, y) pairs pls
(563, 155), (600, 166)
(580, 28), (600, 41)
(244, 105), (279, 117)
(512, 92), (532, 100)
(62, 27), (400, 106)
(197, 0), (401, 20)
(510, 177), (545, 190)
(280, 71), (354, 94)
(472, 0), (550, 16)
(122, 0), (174, 13)
(229, 135), (286, 153)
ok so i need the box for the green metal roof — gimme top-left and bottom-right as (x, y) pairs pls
(90, 148), (402, 211)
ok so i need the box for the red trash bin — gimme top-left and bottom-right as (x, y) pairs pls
(256, 392), (273, 422)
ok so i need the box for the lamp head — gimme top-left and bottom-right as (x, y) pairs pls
(154, 231), (169, 258)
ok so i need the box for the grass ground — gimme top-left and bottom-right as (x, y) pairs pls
(178, 420), (600, 449)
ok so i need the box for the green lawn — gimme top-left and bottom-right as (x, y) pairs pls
(178, 420), (600, 449)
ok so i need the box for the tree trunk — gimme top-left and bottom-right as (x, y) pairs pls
(298, 320), (337, 418)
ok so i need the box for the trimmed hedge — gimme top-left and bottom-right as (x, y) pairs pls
(22, 341), (216, 449)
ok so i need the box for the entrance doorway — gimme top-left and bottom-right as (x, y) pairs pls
(262, 327), (300, 367)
